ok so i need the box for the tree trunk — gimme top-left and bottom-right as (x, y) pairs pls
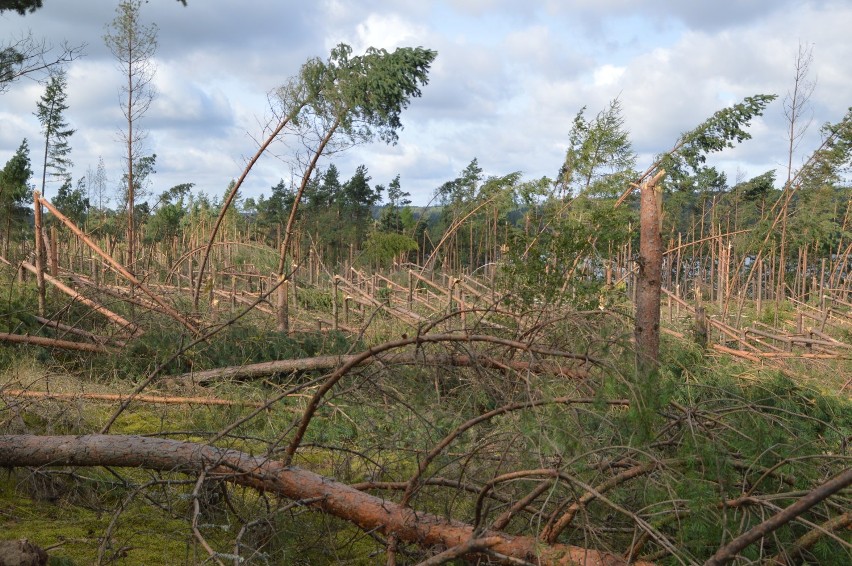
(33, 192), (46, 316)
(175, 351), (590, 386)
(276, 277), (289, 333)
(0, 434), (648, 566)
(634, 170), (666, 377)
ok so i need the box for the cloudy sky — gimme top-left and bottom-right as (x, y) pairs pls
(1, 0), (850, 206)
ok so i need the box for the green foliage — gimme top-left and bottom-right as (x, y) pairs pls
(378, 174), (410, 233)
(51, 177), (89, 226)
(298, 164), (386, 264)
(660, 94), (777, 191)
(557, 98), (637, 197)
(798, 108), (852, 190)
(35, 69), (74, 194)
(738, 169), (777, 202)
(501, 100), (641, 307)
(118, 153), (156, 211)
(0, 44), (25, 86)
(437, 158), (483, 206)
(0, 138), (33, 250)
(144, 183), (193, 244)
(0, 0), (43, 15)
(362, 230), (418, 267)
(318, 43), (438, 145)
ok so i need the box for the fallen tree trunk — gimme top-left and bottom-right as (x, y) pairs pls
(0, 390), (262, 408)
(177, 352), (590, 386)
(0, 434), (645, 566)
(12, 259), (140, 336)
(39, 197), (200, 336)
(0, 332), (110, 353)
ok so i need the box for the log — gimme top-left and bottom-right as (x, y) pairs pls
(0, 434), (647, 566)
(0, 332), (110, 353)
(176, 352), (591, 386)
(635, 169), (666, 374)
(0, 390), (262, 408)
(710, 344), (761, 363)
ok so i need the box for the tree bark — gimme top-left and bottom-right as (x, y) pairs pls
(635, 169), (666, 377)
(1, 389), (261, 408)
(0, 434), (648, 566)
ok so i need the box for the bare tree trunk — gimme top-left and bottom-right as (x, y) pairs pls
(634, 170), (666, 377)
(0, 332), (109, 353)
(0, 434), (647, 566)
(778, 43), (815, 310)
(33, 191), (46, 316)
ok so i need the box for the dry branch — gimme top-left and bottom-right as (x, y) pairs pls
(768, 511), (852, 565)
(414, 536), (505, 566)
(33, 315), (124, 347)
(0, 434), (649, 566)
(704, 467), (852, 566)
(282, 333), (602, 464)
(0, 389), (262, 408)
(542, 461), (661, 543)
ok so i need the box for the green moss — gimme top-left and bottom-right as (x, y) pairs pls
(0, 474), (194, 565)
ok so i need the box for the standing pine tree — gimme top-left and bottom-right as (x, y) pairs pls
(0, 139), (33, 257)
(34, 69), (74, 200)
(104, 0), (157, 273)
(379, 174), (411, 234)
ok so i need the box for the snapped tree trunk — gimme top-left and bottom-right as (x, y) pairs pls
(0, 434), (648, 566)
(635, 169), (666, 377)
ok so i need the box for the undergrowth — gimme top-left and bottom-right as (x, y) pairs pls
(0, 268), (850, 564)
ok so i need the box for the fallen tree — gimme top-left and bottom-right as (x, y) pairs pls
(0, 331), (110, 353)
(0, 434), (648, 566)
(176, 351), (591, 385)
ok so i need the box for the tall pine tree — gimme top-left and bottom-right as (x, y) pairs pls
(0, 139), (32, 256)
(35, 69), (74, 199)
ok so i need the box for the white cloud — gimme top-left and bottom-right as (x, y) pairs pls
(352, 13), (426, 53)
(1, 0), (850, 205)
(593, 64), (625, 87)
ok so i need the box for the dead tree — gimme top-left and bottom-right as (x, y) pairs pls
(634, 169), (666, 376)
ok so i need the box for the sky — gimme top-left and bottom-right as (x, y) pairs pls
(1, 0), (850, 207)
